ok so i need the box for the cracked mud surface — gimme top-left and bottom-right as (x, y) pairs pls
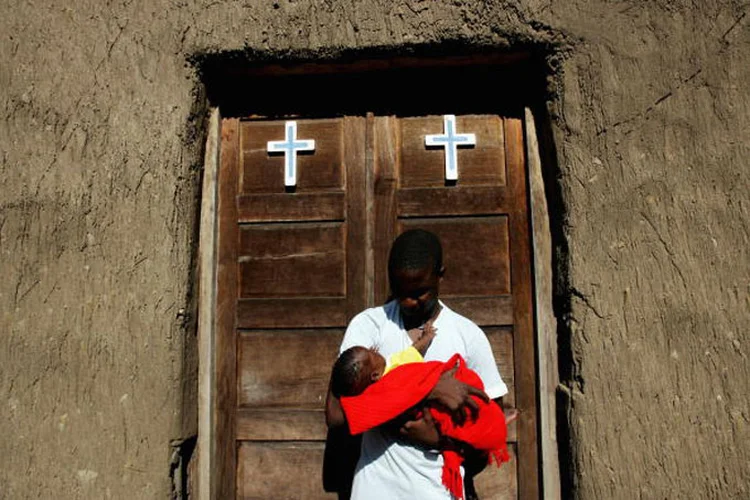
(1, 1), (748, 498)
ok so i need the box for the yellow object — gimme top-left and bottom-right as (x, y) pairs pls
(384, 346), (424, 375)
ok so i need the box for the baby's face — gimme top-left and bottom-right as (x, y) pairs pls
(365, 348), (387, 381)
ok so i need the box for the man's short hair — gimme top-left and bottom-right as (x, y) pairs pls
(388, 229), (443, 281)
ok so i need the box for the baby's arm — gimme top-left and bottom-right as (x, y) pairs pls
(411, 321), (437, 356)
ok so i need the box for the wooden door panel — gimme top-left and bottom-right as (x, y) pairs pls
(236, 409), (327, 441)
(373, 114), (537, 498)
(238, 222), (344, 257)
(485, 327), (516, 414)
(442, 295), (513, 327)
(237, 297), (347, 329)
(472, 445), (518, 498)
(237, 443), (336, 500)
(238, 223), (346, 298)
(223, 116), (367, 500)
(239, 257), (345, 297)
(238, 330), (343, 407)
(397, 185), (509, 217)
(237, 191), (345, 222)
(399, 115), (506, 187)
(399, 216), (511, 296)
(220, 114), (537, 499)
(240, 119), (345, 193)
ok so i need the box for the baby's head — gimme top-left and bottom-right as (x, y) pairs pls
(331, 346), (387, 398)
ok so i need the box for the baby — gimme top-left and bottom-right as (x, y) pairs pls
(331, 322), (437, 398)
(331, 332), (511, 500)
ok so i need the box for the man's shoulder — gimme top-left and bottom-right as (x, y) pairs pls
(348, 301), (398, 329)
(439, 303), (482, 332)
(342, 302), (398, 352)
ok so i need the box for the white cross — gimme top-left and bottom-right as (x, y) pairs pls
(267, 121), (316, 187)
(424, 115), (476, 181)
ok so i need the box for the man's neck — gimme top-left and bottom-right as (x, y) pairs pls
(402, 302), (443, 330)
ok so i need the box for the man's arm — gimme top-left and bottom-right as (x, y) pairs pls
(398, 382), (495, 449)
(399, 406), (440, 447)
(325, 383), (346, 428)
(329, 366), (486, 433)
(428, 366), (490, 424)
(400, 396), (516, 448)
(462, 398), (505, 473)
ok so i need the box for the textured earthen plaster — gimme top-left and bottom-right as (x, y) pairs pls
(1, 1), (748, 498)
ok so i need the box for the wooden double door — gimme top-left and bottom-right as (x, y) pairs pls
(215, 114), (538, 499)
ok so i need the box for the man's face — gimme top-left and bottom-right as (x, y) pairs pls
(390, 266), (442, 327)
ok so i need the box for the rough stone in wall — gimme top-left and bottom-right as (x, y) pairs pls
(1, 1), (748, 499)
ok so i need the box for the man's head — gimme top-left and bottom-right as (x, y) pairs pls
(331, 346), (387, 398)
(387, 229), (445, 327)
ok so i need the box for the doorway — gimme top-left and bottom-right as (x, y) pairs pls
(211, 110), (538, 498)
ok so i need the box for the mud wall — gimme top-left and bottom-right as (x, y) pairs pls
(1, 1), (747, 498)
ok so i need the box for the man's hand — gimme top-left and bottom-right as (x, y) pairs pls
(399, 408), (440, 448)
(428, 366), (489, 425)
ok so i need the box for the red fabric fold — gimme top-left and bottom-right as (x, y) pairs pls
(340, 354), (509, 499)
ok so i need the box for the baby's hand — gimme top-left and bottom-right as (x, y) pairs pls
(406, 327), (423, 343)
(412, 321), (437, 355)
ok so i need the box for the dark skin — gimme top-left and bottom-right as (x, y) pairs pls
(325, 263), (497, 448)
(392, 264), (496, 444)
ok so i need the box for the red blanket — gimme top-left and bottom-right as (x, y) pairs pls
(340, 354), (509, 499)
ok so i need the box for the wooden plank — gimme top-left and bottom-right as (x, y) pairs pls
(236, 409), (327, 441)
(441, 295), (514, 327)
(214, 118), (240, 500)
(373, 116), (399, 304)
(238, 222), (344, 258)
(237, 192), (345, 223)
(397, 186), (509, 217)
(472, 444), (518, 499)
(238, 222), (346, 298)
(197, 107), (220, 500)
(239, 253), (345, 298)
(399, 217), (511, 296)
(237, 330), (343, 408)
(240, 119), (344, 193)
(236, 399), (516, 444)
(235, 353), (516, 441)
(505, 116), (540, 499)
(399, 115), (506, 188)
(484, 327), (517, 415)
(363, 112), (376, 308)
(345, 116), (370, 320)
(237, 298), (347, 329)
(526, 107), (561, 499)
(237, 442), (336, 500)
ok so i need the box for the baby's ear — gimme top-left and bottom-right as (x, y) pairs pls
(371, 371), (381, 382)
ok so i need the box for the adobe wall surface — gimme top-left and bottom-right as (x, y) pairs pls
(1, 1), (747, 498)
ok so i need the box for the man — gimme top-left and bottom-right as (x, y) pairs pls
(325, 229), (508, 499)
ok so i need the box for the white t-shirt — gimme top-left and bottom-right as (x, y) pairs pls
(339, 300), (508, 500)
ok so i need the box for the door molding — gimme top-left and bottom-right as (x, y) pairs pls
(525, 108), (561, 500)
(197, 107), (220, 500)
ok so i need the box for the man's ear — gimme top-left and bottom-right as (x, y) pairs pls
(438, 266), (446, 280)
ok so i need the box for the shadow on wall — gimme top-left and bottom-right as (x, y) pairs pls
(193, 45), (547, 119)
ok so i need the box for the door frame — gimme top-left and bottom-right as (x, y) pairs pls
(196, 89), (560, 499)
(197, 107), (221, 500)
